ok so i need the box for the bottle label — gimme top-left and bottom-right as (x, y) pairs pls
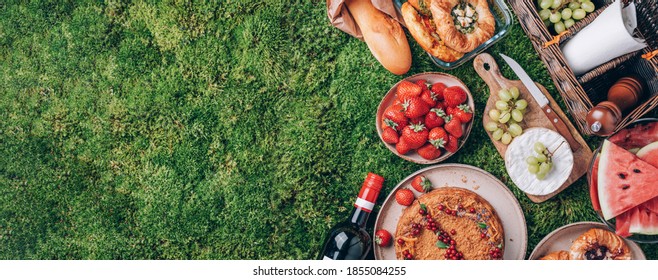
(354, 198), (375, 212)
(355, 185), (379, 212)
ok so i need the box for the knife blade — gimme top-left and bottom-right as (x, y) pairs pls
(499, 53), (581, 152)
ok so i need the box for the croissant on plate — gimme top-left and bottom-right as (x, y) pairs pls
(539, 250), (570, 260)
(569, 228), (631, 260)
(539, 228), (631, 260)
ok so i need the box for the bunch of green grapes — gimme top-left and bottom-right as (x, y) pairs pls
(485, 87), (528, 145)
(526, 142), (553, 180)
(537, 0), (596, 34)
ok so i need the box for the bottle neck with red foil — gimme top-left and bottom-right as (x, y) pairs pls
(350, 173), (384, 228)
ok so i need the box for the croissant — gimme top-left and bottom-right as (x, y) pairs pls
(430, 0), (495, 53)
(539, 250), (570, 260)
(569, 228), (631, 260)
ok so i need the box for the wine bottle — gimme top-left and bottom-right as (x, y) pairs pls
(318, 173), (384, 260)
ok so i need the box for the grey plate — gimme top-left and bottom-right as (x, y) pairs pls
(529, 221), (646, 260)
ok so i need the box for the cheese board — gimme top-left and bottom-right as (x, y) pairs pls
(474, 53), (593, 203)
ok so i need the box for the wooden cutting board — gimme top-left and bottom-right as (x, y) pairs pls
(473, 53), (593, 203)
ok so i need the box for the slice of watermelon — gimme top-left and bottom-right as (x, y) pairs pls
(612, 146), (658, 237)
(637, 141), (658, 168)
(635, 142), (658, 215)
(598, 140), (658, 220)
(630, 206), (658, 235)
(615, 205), (658, 236)
(609, 122), (658, 150)
(615, 207), (634, 237)
(589, 155), (601, 212)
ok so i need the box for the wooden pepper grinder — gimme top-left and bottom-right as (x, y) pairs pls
(586, 101), (623, 136)
(586, 76), (645, 136)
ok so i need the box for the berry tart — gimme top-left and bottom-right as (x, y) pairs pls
(394, 187), (504, 260)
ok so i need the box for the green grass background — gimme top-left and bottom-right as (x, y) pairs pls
(0, 0), (656, 259)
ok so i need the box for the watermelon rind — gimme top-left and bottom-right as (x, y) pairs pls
(589, 155), (601, 212)
(598, 141), (613, 219)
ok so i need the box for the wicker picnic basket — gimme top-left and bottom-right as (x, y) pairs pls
(510, 0), (658, 135)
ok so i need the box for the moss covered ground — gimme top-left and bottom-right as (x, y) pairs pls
(0, 0), (656, 259)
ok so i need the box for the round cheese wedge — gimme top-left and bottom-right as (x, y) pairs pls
(505, 127), (574, 196)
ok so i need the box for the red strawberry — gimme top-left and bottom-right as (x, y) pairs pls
(454, 104), (473, 123)
(401, 123), (428, 149)
(375, 230), (392, 247)
(393, 98), (404, 106)
(425, 108), (446, 130)
(434, 101), (445, 111)
(420, 89), (437, 107)
(417, 143), (442, 160)
(445, 106), (456, 117)
(445, 135), (459, 153)
(402, 97), (430, 119)
(409, 117), (424, 126)
(443, 86), (467, 108)
(414, 79), (429, 89)
(411, 175), (433, 192)
(382, 127), (399, 144)
(397, 80), (422, 100)
(384, 104), (405, 120)
(428, 127), (448, 148)
(383, 104), (408, 131)
(395, 188), (415, 206)
(382, 119), (392, 130)
(396, 137), (412, 154)
(443, 116), (463, 138)
(383, 118), (406, 132)
(431, 82), (447, 101)
(439, 101), (450, 110)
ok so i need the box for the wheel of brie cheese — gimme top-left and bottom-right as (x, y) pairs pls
(504, 128), (574, 196)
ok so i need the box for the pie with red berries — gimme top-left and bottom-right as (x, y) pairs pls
(394, 187), (504, 260)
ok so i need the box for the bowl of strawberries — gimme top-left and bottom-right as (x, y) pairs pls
(376, 72), (475, 164)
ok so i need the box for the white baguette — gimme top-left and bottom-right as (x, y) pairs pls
(345, 0), (412, 75)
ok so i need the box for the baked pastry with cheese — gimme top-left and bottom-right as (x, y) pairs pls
(400, 0), (464, 62)
(394, 187), (504, 260)
(430, 0), (495, 53)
